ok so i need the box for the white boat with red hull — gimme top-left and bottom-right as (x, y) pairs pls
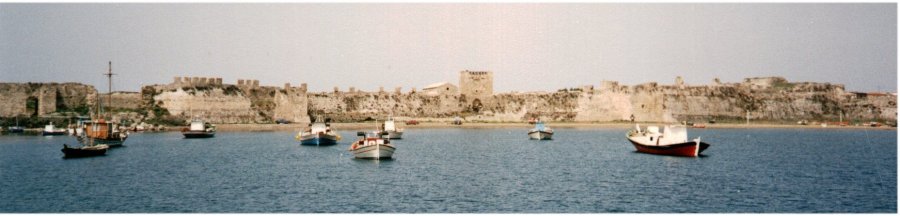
(626, 124), (710, 157)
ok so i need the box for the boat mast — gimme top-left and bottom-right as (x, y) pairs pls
(102, 61), (116, 118)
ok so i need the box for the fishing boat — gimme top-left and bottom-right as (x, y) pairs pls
(348, 131), (395, 159)
(76, 62), (128, 147)
(528, 121), (553, 140)
(7, 126), (23, 133)
(295, 120), (339, 145)
(8, 116), (23, 133)
(626, 124), (711, 157)
(42, 123), (67, 136)
(61, 143), (108, 158)
(78, 118), (129, 147)
(378, 116), (404, 139)
(182, 120), (216, 138)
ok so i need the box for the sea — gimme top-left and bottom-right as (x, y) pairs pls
(0, 127), (895, 213)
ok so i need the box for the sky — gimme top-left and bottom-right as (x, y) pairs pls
(0, 3), (896, 93)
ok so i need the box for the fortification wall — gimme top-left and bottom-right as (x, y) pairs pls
(2, 76), (893, 125)
(142, 78), (310, 124)
(306, 91), (463, 122)
(0, 83), (97, 117)
(100, 92), (142, 110)
(150, 87), (258, 124)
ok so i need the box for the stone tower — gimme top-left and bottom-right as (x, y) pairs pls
(459, 70), (493, 100)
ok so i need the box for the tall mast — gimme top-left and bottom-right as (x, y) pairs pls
(103, 61), (116, 117)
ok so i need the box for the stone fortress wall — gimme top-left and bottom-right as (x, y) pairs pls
(142, 76), (309, 124)
(0, 82), (97, 117)
(1, 72), (895, 125)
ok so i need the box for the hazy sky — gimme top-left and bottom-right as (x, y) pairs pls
(0, 3), (896, 93)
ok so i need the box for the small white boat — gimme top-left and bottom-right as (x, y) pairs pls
(528, 121), (553, 140)
(348, 131), (395, 159)
(626, 124), (710, 157)
(379, 116), (404, 139)
(42, 123), (67, 136)
(182, 120), (216, 138)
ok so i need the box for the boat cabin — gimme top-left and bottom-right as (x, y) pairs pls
(355, 131), (390, 145)
(384, 119), (397, 131)
(632, 125), (689, 145)
(83, 119), (122, 139)
(308, 122), (331, 134)
(187, 121), (215, 132)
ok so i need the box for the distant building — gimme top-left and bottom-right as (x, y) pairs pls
(422, 82), (458, 96)
(459, 70), (493, 101)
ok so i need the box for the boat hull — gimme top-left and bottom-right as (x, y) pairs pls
(183, 131), (215, 138)
(528, 131), (553, 140)
(78, 137), (126, 147)
(385, 131), (403, 139)
(42, 131), (66, 136)
(61, 145), (108, 158)
(299, 134), (338, 146)
(350, 144), (395, 159)
(628, 138), (710, 157)
(8, 127), (23, 133)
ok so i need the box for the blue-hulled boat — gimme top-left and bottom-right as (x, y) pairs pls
(295, 121), (340, 146)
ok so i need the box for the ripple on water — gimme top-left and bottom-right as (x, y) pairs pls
(0, 128), (895, 213)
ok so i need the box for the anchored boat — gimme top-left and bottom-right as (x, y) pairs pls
(378, 116), (404, 139)
(8, 116), (23, 133)
(528, 121), (553, 140)
(42, 123), (67, 136)
(182, 120), (216, 138)
(295, 120), (339, 146)
(626, 124), (710, 157)
(76, 62), (128, 147)
(61, 143), (108, 158)
(78, 118), (129, 147)
(348, 131), (395, 159)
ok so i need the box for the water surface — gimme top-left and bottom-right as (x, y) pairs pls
(0, 128), (895, 213)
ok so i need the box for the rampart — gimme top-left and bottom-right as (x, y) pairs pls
(1, 76), (895, 125)
(140, 77), (309, 124)
(0, 82), (96, 117)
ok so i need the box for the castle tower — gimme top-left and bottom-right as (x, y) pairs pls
(459, 70), (493, 101)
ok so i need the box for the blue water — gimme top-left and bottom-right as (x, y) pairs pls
(0, 128), (895, 213)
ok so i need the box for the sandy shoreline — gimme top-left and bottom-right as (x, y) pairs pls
(214, 122), (897, 132)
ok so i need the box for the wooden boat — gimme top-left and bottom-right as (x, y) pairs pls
(79, 118), (129, 147)
(76, 62), (128, 147)
(626, 124), (710, 157)
(692, 123), (707, 128)
(378, 116), (403, 139)
(182, 120), (216, 138)
(528, 121), (553, 140)
(295, 120), (339, 146)
(42, 123), (67, 136)
(348, 131), (395, 159)
(61, 143), (108, 158)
